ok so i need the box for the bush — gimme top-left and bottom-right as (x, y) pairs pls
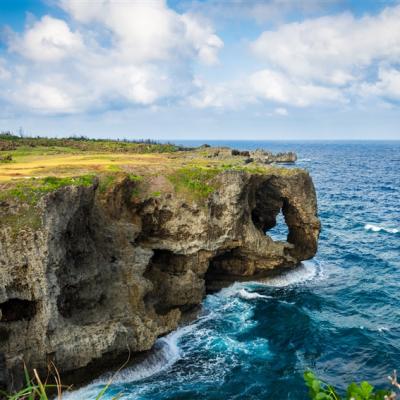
(1, 365), (120, 400)
(304, 370), (399, 400)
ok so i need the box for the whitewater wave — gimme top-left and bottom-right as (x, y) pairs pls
(237, 289), (272, 300)
(256, 260), (322, 288)
(62, 322), (203, 400)
(100, 316), (219, 386)
(364, 223), (399, 234)
(63, 260), (322, 399)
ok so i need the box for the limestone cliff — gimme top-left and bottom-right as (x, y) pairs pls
(0, 168), (320, 389)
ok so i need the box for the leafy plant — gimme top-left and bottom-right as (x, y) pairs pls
(304, 371), (394, 400)
(1, 363), (122, 400)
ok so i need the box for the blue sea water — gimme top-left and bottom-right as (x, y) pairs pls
(67, 141), (400, 400)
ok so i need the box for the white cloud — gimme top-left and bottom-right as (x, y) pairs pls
(1, 0), (223, 115)
(358, 67), (400, 101)
(2, 0), (400, 117)
(251, 6), (400, 85)
(274, 107), (288, 116)
(249, 69), (344, 107)
(22, 83), (76, 112)
(186, 0), (340, 24)
(188, 77), (258, 109)
(60, 0), (222, 65)
(9, 16), (84, 62)
(181, 14), (223, 65)
(0, 60), (11, 80)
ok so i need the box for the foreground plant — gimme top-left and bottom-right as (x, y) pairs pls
(304, 370), (400, 400)
(0, 363), (121, 400)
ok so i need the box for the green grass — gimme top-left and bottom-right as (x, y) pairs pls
(0, 365), (121, 400)
(0, 132), (181, 155)
(168, 166), (221, 201)
(0, 175), (95, 205)
(98, 174), (118, 193)
(128, 174), (143, 182)
(0, 175), (95, 232)
(167, 164), (297, 202)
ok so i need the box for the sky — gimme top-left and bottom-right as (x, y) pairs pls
(0, 0), (399, 140)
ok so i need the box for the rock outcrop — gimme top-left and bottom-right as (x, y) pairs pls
(248, 149), (297, 164)
(203, 147), (297, 164)
(0, 169), (319, 389)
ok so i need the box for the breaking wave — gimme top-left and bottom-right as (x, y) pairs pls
(364, 223), (399, 234)
(62, 141), (400, 400)
(257, 260), (322, 287)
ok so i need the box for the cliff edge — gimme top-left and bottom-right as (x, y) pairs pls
(0, 141), (320, 389)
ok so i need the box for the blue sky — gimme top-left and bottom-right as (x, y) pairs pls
(0, 0), (399, 140)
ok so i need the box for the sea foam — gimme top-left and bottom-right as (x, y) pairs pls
(364, 223), (399, 234)
(256, 260), (321, 288)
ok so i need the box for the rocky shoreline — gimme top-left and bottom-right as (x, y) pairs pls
(0, 150), (320, 391)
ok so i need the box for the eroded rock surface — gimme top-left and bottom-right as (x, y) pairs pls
(202, 147), (297, 164)
(0, 169), (319, 389)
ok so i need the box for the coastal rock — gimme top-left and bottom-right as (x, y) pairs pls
(0, 169), (319, 389)
(202, 147), (297, 164)
(249, 149), (297, 164)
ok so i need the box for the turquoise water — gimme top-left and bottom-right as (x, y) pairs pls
(68, 141), (400, 400)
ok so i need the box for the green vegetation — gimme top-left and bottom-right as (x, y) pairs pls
(0, 132), (182, 182)
(0, 175), (95, 232)
(0, 132), (180, 154)
(0, 154), (12, 163)
(304, 371), (396, 400)
(98, 174), (118, 193)
(0, 175), (95, 205)
(167, 163), (298, 202)
(128, 173), (143, 182)
(168, 166), (221, 201)
(1, 365), (120, 400)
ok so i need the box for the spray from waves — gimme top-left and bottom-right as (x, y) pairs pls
(237, 289), (272, 300)
(62, 320), (210, 400)
(96, 317), (214, 386)
(63, 260), (322, 399)
(364, 223), (399, 234)
(255, 260), (322, 288)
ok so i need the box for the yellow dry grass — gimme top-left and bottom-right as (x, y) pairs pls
(0, 152), (173, 182)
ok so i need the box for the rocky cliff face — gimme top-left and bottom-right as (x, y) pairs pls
(0, 169), (320, 389)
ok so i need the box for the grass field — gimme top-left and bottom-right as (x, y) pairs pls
(0, 151), (174, 181)
(0, 133), (184, 181)
(0, 133), (299, 205)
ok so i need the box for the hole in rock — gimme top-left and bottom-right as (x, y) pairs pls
(265, 209), (289, 242)
(0, 299), (36, 322)
(251, 181), (291, 242)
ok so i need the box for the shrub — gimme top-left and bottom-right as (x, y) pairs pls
(304, 370), (399, 400)
(1, 365), (120, 400)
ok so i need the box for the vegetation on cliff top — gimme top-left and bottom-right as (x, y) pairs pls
(0, 131), (180, 154)
(0, 175), (96, 232)
(168, 166), (221, 200)
(0, 175), (95, 204)
(0, 133), (302, 229)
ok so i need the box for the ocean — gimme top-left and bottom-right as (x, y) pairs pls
(66, 141), (400, 400)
